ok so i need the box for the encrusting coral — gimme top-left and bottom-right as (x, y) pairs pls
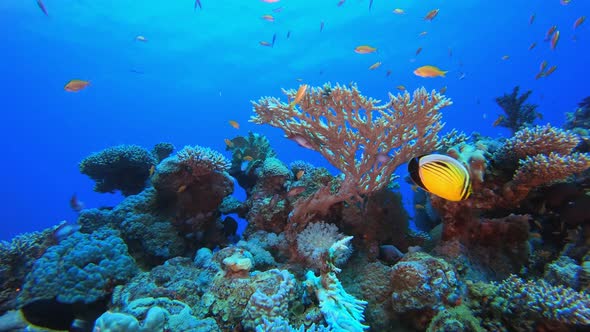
(251, 83), (450, 222)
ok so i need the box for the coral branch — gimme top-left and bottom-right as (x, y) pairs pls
(252, 83), (450, 217)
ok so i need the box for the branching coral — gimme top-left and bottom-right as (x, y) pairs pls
(251, 83), (450, 221)
(493, 275), (590, 327)
(495, 86), (540, 133)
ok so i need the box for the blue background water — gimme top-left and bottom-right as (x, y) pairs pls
(0, 0), (588, 240)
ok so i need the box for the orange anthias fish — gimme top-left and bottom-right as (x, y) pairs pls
(262, 0), (280, 2)
(550, 30), (560, 50)
(561, 0), (571, 5)
(224, 138), (234, 147)
(354, 45), (377, 54)
(418, 31), (428, 37)
(492, 115), (504, 127)
(396, 85), (406, 91)
(70, 194), (85, 212)
(501, 55), (510, 60)
(368, 61), (382, 70)
(424, 9), (439, 21)
(393, 8), (405, 15)
(287, 186), (306, 197)
(545, 65), (557, 77)
(440, 86), (447, 94)
(149, 165), (155, 177)
(290, 84), (308, 108)
(528, 42), (537, 50)
(286, 133), (314, 150)
(259, 41), (272, 47)
(64, 79), (90, 92)
(574, 16), (586, 29)
(539, 60), (548, 72)
(545, 25), (557, 41)
(413, 65), (447, 78)
(243, 156), (254, 161)
(229, 120), (240, 129)
(135, 35), (148, 42)
(262, 14), (275, 22)
(295, 169), (305, 180)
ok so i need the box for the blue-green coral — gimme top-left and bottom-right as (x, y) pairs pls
(79, 144), (156, 196)
(18, 228), (137, 306)
(493, 275), (590, 326)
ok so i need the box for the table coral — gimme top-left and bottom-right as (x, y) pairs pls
(79, 144), (156, 196)
(251, 83), (450, 222)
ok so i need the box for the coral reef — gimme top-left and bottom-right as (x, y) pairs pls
(9, 82), (590, 332)
(80, 145), (156, 196)
(0, 222), (65, 313)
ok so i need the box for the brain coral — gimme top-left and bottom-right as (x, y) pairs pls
(390, 252), (460, 313)
(18, 228), (137, 306)
(79, 145), (156, 196)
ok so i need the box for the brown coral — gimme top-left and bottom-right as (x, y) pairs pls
(252, 83), (450, 222)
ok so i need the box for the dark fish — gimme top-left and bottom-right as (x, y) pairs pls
(272, 33), (276, 47)
(36, 0), (48, 16)
(223, 216), (238, 236)
(70, 194), (84, 212)
(194, 0), (202, 10)
(320, 21), (324, 32)
(369, 0), (373, 10)
(379, 245), (404, 264)
(286, 30), (291, 39)
(337, 0), (345, 6)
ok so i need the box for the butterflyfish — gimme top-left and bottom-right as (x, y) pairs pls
(408, 154), (472, 201)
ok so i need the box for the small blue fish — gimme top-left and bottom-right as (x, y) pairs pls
(272, 33), (276, 47)
(320, 21), (324, 32)
(369, 0), (373, 10)
(194, 0), (202, 10)
(287, 30), (291, 39)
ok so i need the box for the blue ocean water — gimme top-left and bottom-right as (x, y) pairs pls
(0, 0), (587, 240)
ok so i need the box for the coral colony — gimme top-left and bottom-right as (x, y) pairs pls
(1, 84), (590, 332)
